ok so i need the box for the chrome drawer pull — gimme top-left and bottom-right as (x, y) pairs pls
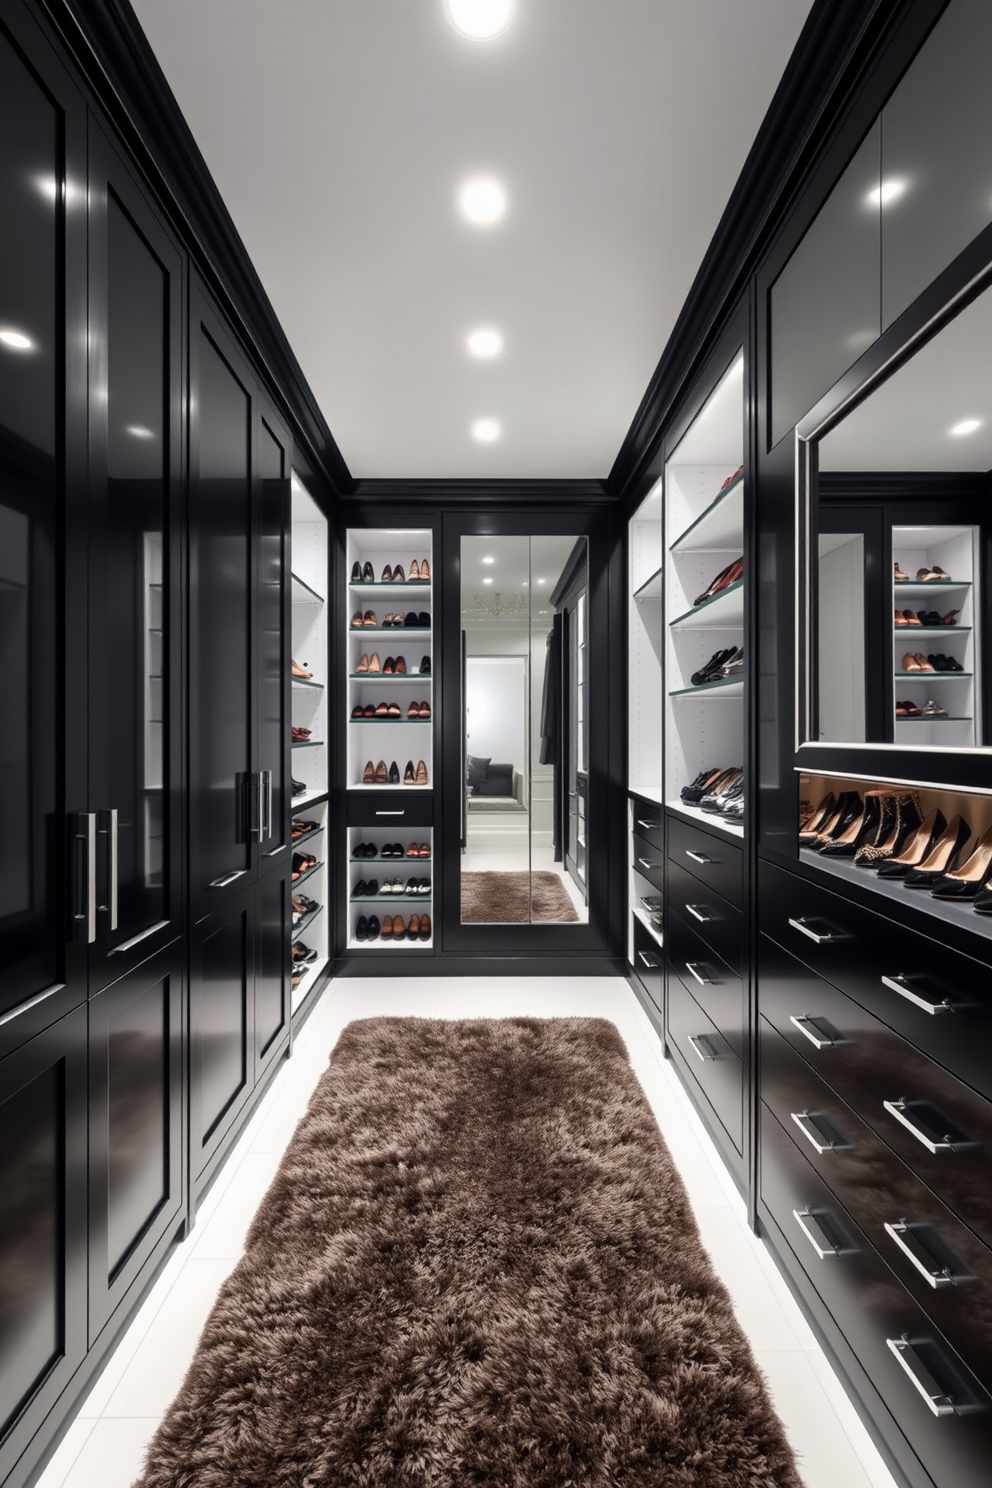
(790, 1014), (836, 1049)
(636, 818), (660, 831)
(210, 869), (247, 888)
(0, 984), (63, 1029)
(685, 903), (713, 923)
(788, 916), (836, 945)
(791, 1109), (842, 1154)
(883, 1099), (959, 1154)
(884, 1221), (956, 1290)
(793, 1208), (840, 1259)
(685, 849), (712, 865)
(109, 920), (169, 956)
(637, 857), (662, 871)
(886, 1337), (957, 1416)
(637, 950), (661, 970)
(881, 975), (953, 1017)
(375, 810), (405, 817)
(687, 1033), (718, 1061)
(685, 960), (713, 986)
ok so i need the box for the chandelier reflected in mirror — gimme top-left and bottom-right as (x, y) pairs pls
(474, 591), (526, 618)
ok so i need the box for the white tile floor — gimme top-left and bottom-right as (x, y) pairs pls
(36, 977), (901, 1488)
(462, 823), (589, 918)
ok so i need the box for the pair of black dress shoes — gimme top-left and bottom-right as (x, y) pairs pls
(690, 646), (743, 686)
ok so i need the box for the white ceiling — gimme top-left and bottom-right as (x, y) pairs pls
(130, 0), (814, 480)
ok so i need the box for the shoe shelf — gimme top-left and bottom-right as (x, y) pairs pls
(291, 475), (329, 1005)
(669, 468), (744, 553)
(349, 673), (430, 682)
(291, 860), (323, 889)
(348, 581), (431, 596)
(291, 955), (329, 1014)
(350, 892), (432, 904)
(291, 571), (324, 606)
(292, 788), (328, 811)
(799, 847), (992, 948)
(351, 857), (431, 865)
(893, 626), (972, 637)
(632, 903), (664, 948)
(891, 525), (981, 744)
(291, 739), (325, 747)
(669, 676), (744, 698)
(897, 715), (971, 722)
(670, 579), (744, 631)
(349, 718), (431, 724)
(633, 565), (663, 601)
(293, 903), (323, 939)
(348, 627), (432, 639)
(292, 677), (323, 691)
(292, 825), (324, 849)
(892, 580), (972, 596)
(894, 672), (972, 679)
(666, 797), (745, 840)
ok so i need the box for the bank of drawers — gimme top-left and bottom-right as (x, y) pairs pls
(631, 916), (663, 1019)
(668, 815), (743, 906)
(668, 967), (743, 1152)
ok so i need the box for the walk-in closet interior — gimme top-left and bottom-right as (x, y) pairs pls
(2, 0), (991, 1485)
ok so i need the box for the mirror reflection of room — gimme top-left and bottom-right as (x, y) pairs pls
(815, 278), (990, 747)
(460, 534), (589, 925)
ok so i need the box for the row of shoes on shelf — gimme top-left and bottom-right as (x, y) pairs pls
(680, 765), (744, 821)
(292, 891), (320, 926)
(901, 652), (963, 672)
(895, 699), (949, 717)
(362, 759), (429, 785)
(894, 562), (954, 581)
(353, 877), (431, 897)
(800, 789), (992, 912)
(290, 939), (319, 988)
(354, 842), (431, 858)
(351, 610), (431, 629)
(291, 777), (307, 797)
(691, 646), (743, 685)
(894, 608), (959, 626)
(351, 560), (430, 583)
(352, 700), (431, 719)
(355, 653), (430, 675)
(292, 817), (320, 839)
(291, 851), (317, 881)
(356, 913), (431, 941)
(693, 555), (743, 608)
(291, 726), (313, 742)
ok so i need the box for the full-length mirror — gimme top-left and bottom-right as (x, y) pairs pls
(807, 276), (991, 749)
(459, 534), (589, 924)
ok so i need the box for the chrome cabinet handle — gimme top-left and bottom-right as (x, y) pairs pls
(98, 808), (119, 930)
(0, 984), (63, 1029)
(376, 810), (405, 817)
(886, 1337), (957, 1416)
(636, 818), (660, 831)
(685, 849), (712, 865)
(685, 903), (713, 923)
(881, 974), (953, 1017)
(73, 813), (97, 944)
(883, 1099), (960, 1153)
(883, 1221), (956, 1289)
(685, 961), (713, 986)
(790, 1109), (843, 1154)
(637, 950), (661, 970)
(252, 771), (265, 839)
(788, 916), (836, 944)
(210, 869), (247, 889)
(637, 857), (662, 871)
(262, 769), (273, 840)
(790, 1013), (836, 1049)
(687, 1033), (718, 1061)
(793, 1208), (840, 1258)
(109, 919), (169, 956)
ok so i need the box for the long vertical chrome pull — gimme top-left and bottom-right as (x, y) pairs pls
(98, 808), (119, 930)
(255, 772), (265, 840)
(886, 1337), (957, 1416)
(74, 813), (97, 944)
(263, 770), (273, 840)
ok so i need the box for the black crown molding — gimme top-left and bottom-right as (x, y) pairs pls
(37, 0), (355, 499)
(819, 471), (992, 501)
(348, 477), (614, 507)
(608, 0), (929, 501)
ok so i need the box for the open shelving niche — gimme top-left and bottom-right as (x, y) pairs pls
(628, 478), (664, 966)
(891, 524), (981, 747)
(346, 527), (433, 950)
(290, 471), (329, 1012)
(664, 352), (745, 841)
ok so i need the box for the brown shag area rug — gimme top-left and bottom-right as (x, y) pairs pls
(461, 869), (580, 923)
(134, 1018), (801, 1488)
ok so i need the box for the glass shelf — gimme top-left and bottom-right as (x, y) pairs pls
(292, 904), (324, 938)
(291, 825), (324, 848)
(895, 715), (972, 721)
(894, 672), (973, 680)
(350, 855), (432, 863)
(291, 860), (323, 888)
(348, 628), (431, 639)
(892, 580), (972, 596)
(670, 579), (744, 631)
(349, 673), (431, 682)
(349, 717), (431, 724)
(292, 571), (324, 605)
(633, 566), (662, 601)
(669, 675), (745, 698)
(291, 956), (329, 1013)
(349, 581), (431, 593)
(291, 739), (325, 747)
(350, 893), (433, 904)
(670, 470), (744, 552)
(292, 677), (324, 690)
(892, 627), (971, 637)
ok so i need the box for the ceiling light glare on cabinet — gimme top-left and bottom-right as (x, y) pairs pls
(445, 0), (514, 40)
(950, 418), (982, 436)
(458, 177), (506, 226)
(482, 555), (495, 564)
(868, 179), (906, 206)
(471, 418), (501, 442)
(126, 425), (155, 439)
(467, 327), (503, 358)
(0, 328), (34, 351)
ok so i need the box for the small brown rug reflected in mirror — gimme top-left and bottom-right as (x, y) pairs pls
(461, 869), (580, 922)
(134, 1019), (801, 1488)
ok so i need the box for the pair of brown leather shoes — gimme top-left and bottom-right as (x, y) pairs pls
(363, 760), (399, 785)
(380, 912), (430, 941)
(403, 759), (429, 786)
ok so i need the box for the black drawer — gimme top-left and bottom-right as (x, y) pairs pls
(760, 858), (992, 1103)
(630, 799), (664, 853)
(667, 858), (742, 975)
(632, 917), (663, 1015)
(667, 973), (742, 1153)
(668, 814), (742, 909)
(761, 1018), (992, 1387)
(761, 1106), (992, 1488)
(346, 791), (434, 826)
(759, 932), (992, 1253)
(631, 831), (665, 894)
(668, 910), (744, 1058)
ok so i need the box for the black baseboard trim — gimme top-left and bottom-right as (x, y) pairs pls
(333, 955), (626, 978)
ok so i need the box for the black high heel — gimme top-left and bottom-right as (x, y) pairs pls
(877, 808), (946, 879)
(819, 793), (880, 857)
(903, 815), (971, 888)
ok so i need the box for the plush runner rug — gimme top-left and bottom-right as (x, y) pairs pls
(134, 1018), (801, 1488)
(461, 869), (580, 922)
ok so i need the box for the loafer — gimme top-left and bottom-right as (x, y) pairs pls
(355, 915), (369, 942)
(366, 914), (380, 940)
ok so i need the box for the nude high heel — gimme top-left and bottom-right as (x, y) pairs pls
(903, 815), (972, 888)
(877, 808), (946, 879)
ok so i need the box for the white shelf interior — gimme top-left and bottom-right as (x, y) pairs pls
(892, 524), (980, 746)
(291, 799), (328, 987)
(629, 478), (663, 798)
(347, 825), (433, 949)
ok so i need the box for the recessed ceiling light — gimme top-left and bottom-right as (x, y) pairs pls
(126, 425), (155, 439)
(483, 577), (493, 585)
(868, 179), (906, 206)
(0, 328), (34, 351)
(458, 177), (506, 226)
(950, 417), (982, 436)
(467, 327), (503, 358)
(445, 0), (514, 38)
(472, 418), (500, 443)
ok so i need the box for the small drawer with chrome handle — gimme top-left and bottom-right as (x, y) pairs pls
(789, 1013), (839, 1049)
(788, 915), (841, 945)
(637, 856), (663, 872)
(685, 902), (716, 924)
(886, 1336), (960, 1417)
(883, 1099), (973, 1155)
(884, 1220), (963, 1290)
(791, 1108), (851, 1155)
(635, 817), (661, 833)
(793, 1207), (843, 1259)
(685, 848), (713, 865)
(637, 949), (662, 971)
(685, 960), (714, 986)
(881, 974), (955, 1017)
(687, 1032), (720, 1061)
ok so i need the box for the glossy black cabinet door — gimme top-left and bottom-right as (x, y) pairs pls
(189, 293), (255, 920)
(0, 12), (87, 1045)
(87, 938), (185, 1343)
(255, 873), (290, 1079)
(0, 1005), (87, 1486)
(256, 406), (291, 875)
(86, 130), (184, 989)
(189, 883), (253, 1196)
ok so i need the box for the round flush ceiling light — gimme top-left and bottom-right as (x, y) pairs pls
(472, 418), (501, 443)
(458, 177), (507, 226)
(950, 417), (982, 436)
(0, 328), (35, 351)
(445, 0), (514, 39)
(467, 327), (503, 358)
